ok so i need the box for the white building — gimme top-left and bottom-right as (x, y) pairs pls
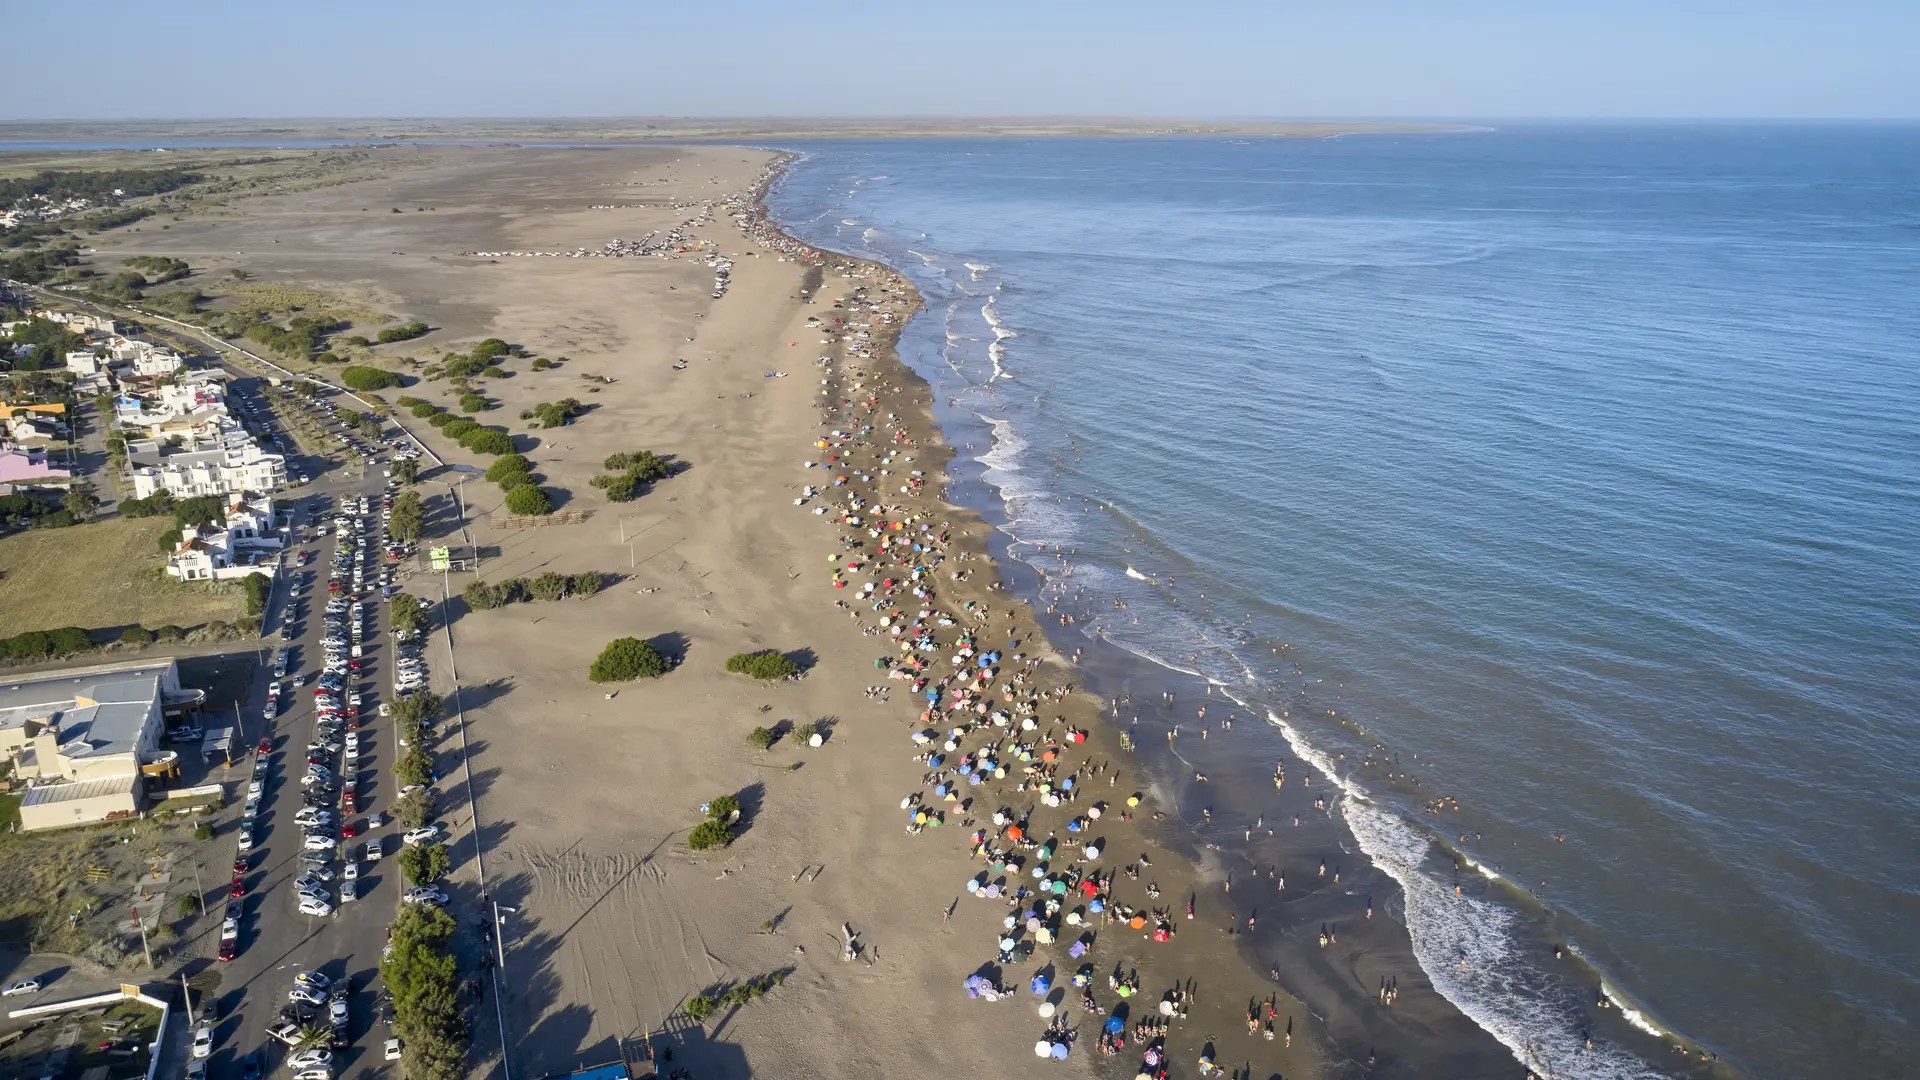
(129, 438), (286, 499)
(166, 492), (282, 581)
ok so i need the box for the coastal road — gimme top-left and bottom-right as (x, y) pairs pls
(201, 393), (410, 1080)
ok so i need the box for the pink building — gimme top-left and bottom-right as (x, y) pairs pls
(0, 445), (71, 484)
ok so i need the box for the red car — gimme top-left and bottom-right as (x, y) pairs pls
(341, 795), (357, 814)
(217, 942), (236, 962)
(229, 881), (245, 899)
(233, 858), (249, 875)
(257, 738), (272, 754)
(341, 821), (360, 838)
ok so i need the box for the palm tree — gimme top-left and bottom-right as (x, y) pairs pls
(292, 1024), (332, 1051)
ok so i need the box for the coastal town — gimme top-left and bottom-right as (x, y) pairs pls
(0, 138), (1740, 1080)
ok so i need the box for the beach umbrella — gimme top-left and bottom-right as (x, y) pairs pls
(1026, 917), (1042, 932)
(993, 811), (1008, 826)
(1152, 927), (1171, 943)
(1003, 914), (1018, 929)
(1065, 911), (1082, 927)
(1037, 1001), (1055, 1018)
(1067, 819), (1082, 833)
(1088, 805), (1103, 820)
(1035, 927), (1055, 944)
(1007, 825), (1024, 841)
(1126, 795), (1141, 807)
(1143, 1046), (1162, 1066)
(966, 879), (981, 895)
(1085, 844), (1102, 860)
(1129, 915), (1146, 929)
(1034, 1042), (1052, 1058)
(1030, 974), (1050, 995)
(1051, 1043), (1069, 1060)
(1080, 880), (1100, 897)
(985, 883), (1002, 898)
(1051, 880), (1069, 895)
(1068, 939), (1088, 958)
(1105, 1017), (1125, 1035)
(1116, 984), (1133, 998)
(1088, 898), (1105, 914)
(1032, 866), (1048, 879)
(1159, 999), (1175, 1016)
(999, 937), (1017, 951)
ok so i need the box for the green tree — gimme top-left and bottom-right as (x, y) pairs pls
(484, 454), (531, 483)
(457, 393), (488, 413)
(390, 593), (426, 635)
(462, 580), (508, 611)
(569, 572), (603, 598)
(528, 571), (568, 602)
(398, 842), (451, 885)
(460, 428), (514, 456)
(61, 480), (98, 521)
(393, 457), (420, 485)
(394, 751), (432, 788)
(588, 636), (668, 682)
(745, 726), (775, 751)
(395, 787), (434, 830)
(503, 484), (551, 516)
(440, 418), (479, 440)
(340, 365), (401, 391)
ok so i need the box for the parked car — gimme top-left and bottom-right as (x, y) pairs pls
(288, 985), (327, 1006)
(237, 827), (254, 851)
(297, 898), (334, 918)
(402, 827), (441, 846)
(1, 978), (41, 997)
(303, 833), (336, 851)
(403, 887), (448, 906)
(192, 1026), (214, 1059)
(287, 1048), (332, 1071)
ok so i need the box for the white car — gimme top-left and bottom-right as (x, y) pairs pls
(303, 833), (335, 852)
(294, 810), (333, 827)
(1, 978), (41, 997)
(236, 827), (254, 851)
(328, 998), (350, 1027)
(221, 914), (240, 937)
(297, 898), (334, 918)
(295, 873), (331, 893)
(247, 780), (264, 799)
(402, 827), (441, 846)
(289, 985), (327, 1006)
(402, 887), (447, 906)
(292, 1071), (331, 1080)
(301, 773), (331, 788)
(295, 970), (330, 989)
(365, 838), (385, 861)
(385, 1038), (403, 1061)
(341, 862), (359, 881)
(287, 1048), (333, 1071)
(192, 1025), (214, 1059)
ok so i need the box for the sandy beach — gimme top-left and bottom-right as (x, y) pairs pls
(79, 143), (1532, 1078)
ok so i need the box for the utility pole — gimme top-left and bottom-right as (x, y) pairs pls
(134, 906), (153, 969)
(180, 972), (195, 1023)
(191, 863), (206, 917)
(493, 902), (510, 971)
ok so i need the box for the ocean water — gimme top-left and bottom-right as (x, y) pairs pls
(767, 126), (1920, 1078)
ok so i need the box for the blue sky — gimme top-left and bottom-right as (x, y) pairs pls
(8, 0), (1915, 120)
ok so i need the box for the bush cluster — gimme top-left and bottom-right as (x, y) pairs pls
(520, 397), (581, 429)
(725, 650), (801, 681)
(503, 484), (553, 516)
(341, 365), (401, 391)
(484, 454), (532, 487)
(377, 321), (431, 344)
(590, 449), (673, 503)
(588, 636), (668, 682)
(398, 842), (450, 885)
(464, 572), (602, 613)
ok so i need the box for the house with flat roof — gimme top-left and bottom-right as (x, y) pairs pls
(0, 443), (71, 484)
(0, 658), (203, 831)
(167, 492), (282, 581)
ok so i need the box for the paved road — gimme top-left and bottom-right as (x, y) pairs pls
(199, 385), (418, 1080)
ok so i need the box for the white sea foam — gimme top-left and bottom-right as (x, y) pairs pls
(1125, 566), (1150, 582)
(983, 294), (1016, 381)
(965, 261), (993, 281)
(1250, 708), (1671, 1080)
(840, 218), (859, 226)
(906, 248), (940, 268)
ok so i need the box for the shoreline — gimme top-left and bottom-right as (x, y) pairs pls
(741, 154), (1518, 1078)
(747, 151), (1748, 1079)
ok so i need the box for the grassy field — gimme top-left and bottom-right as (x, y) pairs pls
(0, 517), (245, 638)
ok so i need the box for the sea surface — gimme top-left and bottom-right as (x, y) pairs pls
(766, 125), (1920, 1079)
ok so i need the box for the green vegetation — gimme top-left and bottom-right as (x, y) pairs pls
(591, 449), (674, 502)
(456, 392), (489, 413)
(377, 321), (431, 344)
(380, 903), (469, 1080)
(503, 484), (552, 516)
(570, 571), (603, 597)
(461, 579), (514, 611)
(684, 993), (717, 1020)
(390, 592), (427, 636)
(0, 491), (75, 534)
(393, 750), (432, 789)
(120, 626), (154, 646)
(0, 166), (202, 209)
(243, 574), (271, 618)
(439, 418), (479, 440)
(794, 720), (819, 744)
(745, 726), (776, 751)
(0, 517), (246, 639)
(395, 787), (433, 831)
(726, 650), (801, 681)
(688, 793), (740, 850)
(0, 245), (82, 287)
(340, 365), (401, 391)
(426, 411), (456, 428)
(4, 317), (84, 371)
(398, 842), (450, 885)
(388, 490), (425, 544)
(484, 454), (532, 486)
(524, 397), (582, 429)
(530, 357), (555, 371)
(408, 401), (439, 419)
(122, 255), (190, 282)
(588, 636), (668, 682)
(242, 315), (346, 362)
(0, 626), (94, 662)
(393, 457), (420, 485)
(459, 428), (514, 456)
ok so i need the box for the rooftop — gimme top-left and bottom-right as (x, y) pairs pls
(19, 773), (139, 806)
(0, 659), (176, 759)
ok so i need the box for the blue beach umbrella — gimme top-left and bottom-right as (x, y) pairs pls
(1104, 1016), (1124, 1035)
